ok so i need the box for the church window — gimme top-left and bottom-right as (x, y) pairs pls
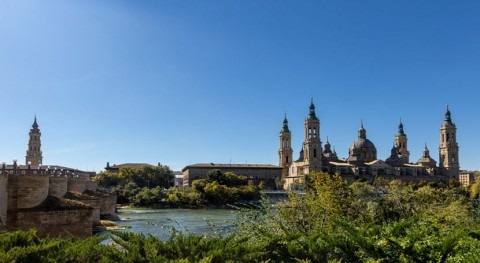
(286, 139), (289, 147)
(314, 149), (317, 158)
(286, 156), (289, 163)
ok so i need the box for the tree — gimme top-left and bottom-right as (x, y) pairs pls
(206, 169), (247, 187)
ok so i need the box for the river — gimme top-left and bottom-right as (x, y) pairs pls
(114, 208), (238, 238)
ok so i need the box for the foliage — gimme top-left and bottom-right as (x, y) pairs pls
(93, 165), (174, 189)
(166, 187), (204, 207)
(194, 170), (260, 206)
(205, 169), (247, 187)
(4, 171), (480, 262)
(131, 186), (166, 207)
(93, 165), (174, 204)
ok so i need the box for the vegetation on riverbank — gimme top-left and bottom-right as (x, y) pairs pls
(3, 171), (480, 262)
(94, 167), (262, 208)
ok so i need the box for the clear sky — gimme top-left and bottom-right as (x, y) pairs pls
(1, 0), (479, 172)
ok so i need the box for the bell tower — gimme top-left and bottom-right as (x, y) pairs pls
(302, 98), (322, 174)
(395, 119), (409, 163)
(25, 116), (43, 168)
(439, 105), (459, 179)
(279, 113), (293, 178)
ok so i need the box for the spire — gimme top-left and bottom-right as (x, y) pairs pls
(308, 97), (318, 120)
(323, 136), (331, 153)
(397, 118), (405, 136)
(423, 143), (430, 157)
(32, 115), (39, 130)
(444, 104), (453, 124)
(358, 120), (366, 139)
(281, 112), (290, 133)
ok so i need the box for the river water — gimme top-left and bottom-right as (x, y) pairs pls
(115, 208), (238, 238)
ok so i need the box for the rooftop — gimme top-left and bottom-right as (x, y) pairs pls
(182, 163), (282, 172)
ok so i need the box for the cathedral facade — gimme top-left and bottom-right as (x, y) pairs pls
(279, 100), (460, 190)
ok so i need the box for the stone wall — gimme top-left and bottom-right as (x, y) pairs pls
(7, 176), (18, 220)
(85, 181), (97, 191)
(78, 198), (101, 225)
(99, 195), (117, 216)
(67, 178), (87, 193)
(0, 175), (7, 226)
(15, 175), (50, 209)
(13, 209), (93, 238)
(49, 177), (68, 198)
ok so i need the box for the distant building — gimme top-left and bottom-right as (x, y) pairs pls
(459, 171), (476, 187)
(173, 171), (183, 187)
(280, 100), (461, 190)
(182, 163), (282, 188)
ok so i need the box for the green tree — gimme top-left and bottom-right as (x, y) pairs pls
(206, 169), (247, 187)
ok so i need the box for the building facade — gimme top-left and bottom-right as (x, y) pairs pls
(281, 101), (461, 190)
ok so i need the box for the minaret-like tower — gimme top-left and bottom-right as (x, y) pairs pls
(395, 119), (410, 163)
(279, 113), (293, 178)
(439, 105), (459, 178)
(26, 116), (43, 168)
(302, 98), (322, 173)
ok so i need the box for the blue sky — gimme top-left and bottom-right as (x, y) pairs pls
(0, 0), (479, 172)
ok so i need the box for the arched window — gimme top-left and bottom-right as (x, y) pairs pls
(314, 149), (317, 158)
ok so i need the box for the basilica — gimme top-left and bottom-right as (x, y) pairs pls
(279, 100), (460, 190)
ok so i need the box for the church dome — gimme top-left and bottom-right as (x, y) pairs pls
(347, 121), (378, 164)
(349, 138), (376, 151)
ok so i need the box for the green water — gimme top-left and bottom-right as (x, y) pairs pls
(115, 208), (237, 238)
